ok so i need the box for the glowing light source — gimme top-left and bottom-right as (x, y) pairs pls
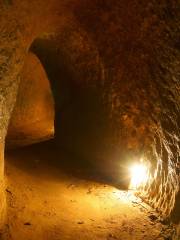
(129, 164), (148, 190)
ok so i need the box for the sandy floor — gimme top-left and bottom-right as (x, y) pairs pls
(3, 141), (173, 240)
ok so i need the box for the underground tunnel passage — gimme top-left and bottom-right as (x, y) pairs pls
(0, 0), (180, 239)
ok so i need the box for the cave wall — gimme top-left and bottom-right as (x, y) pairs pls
(0, 0), (62, 230)
(6, 52), (54, 148)
(0, 0), (179, 234)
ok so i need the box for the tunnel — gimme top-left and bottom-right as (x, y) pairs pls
(0, 0), (179, 239)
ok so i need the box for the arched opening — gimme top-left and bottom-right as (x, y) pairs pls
(4, 37), (167, 240)
(3, 11), (179, 239)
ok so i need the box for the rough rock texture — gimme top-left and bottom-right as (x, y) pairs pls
(0, 0), (61, 231)
(0, 0), (179, 237)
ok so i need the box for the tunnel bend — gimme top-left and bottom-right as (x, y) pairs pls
(30, 32), (147, 186)
(6, 51), (55, 148)
(29, 33), (117, 173)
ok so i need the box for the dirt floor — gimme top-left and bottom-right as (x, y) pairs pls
(3, 141), (174, 240)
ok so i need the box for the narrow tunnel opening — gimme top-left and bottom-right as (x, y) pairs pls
(3, 35), (179, 240)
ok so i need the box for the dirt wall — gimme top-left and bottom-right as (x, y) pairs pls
(0, 0), (179, 234)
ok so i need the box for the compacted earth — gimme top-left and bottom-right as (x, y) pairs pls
(3, 141), (174, 240)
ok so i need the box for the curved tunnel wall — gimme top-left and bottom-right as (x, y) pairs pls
(72, 1), (180, 224)
(6, 52), (54, 148)
(29, 1), (180, 223)
(31, 23), (179, 224)
(0, 0), (179, 235)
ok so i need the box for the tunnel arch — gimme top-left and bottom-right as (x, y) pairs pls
(0, 1), (179, 238)
(6, 24), (180, 225)
(30, 30), (179, 229)
(28, 31), (112, 167)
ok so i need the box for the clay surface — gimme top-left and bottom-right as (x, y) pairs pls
(0, 0), (179, 236)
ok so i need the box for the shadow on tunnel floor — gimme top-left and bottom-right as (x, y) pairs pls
(5, 139), (130, 190)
